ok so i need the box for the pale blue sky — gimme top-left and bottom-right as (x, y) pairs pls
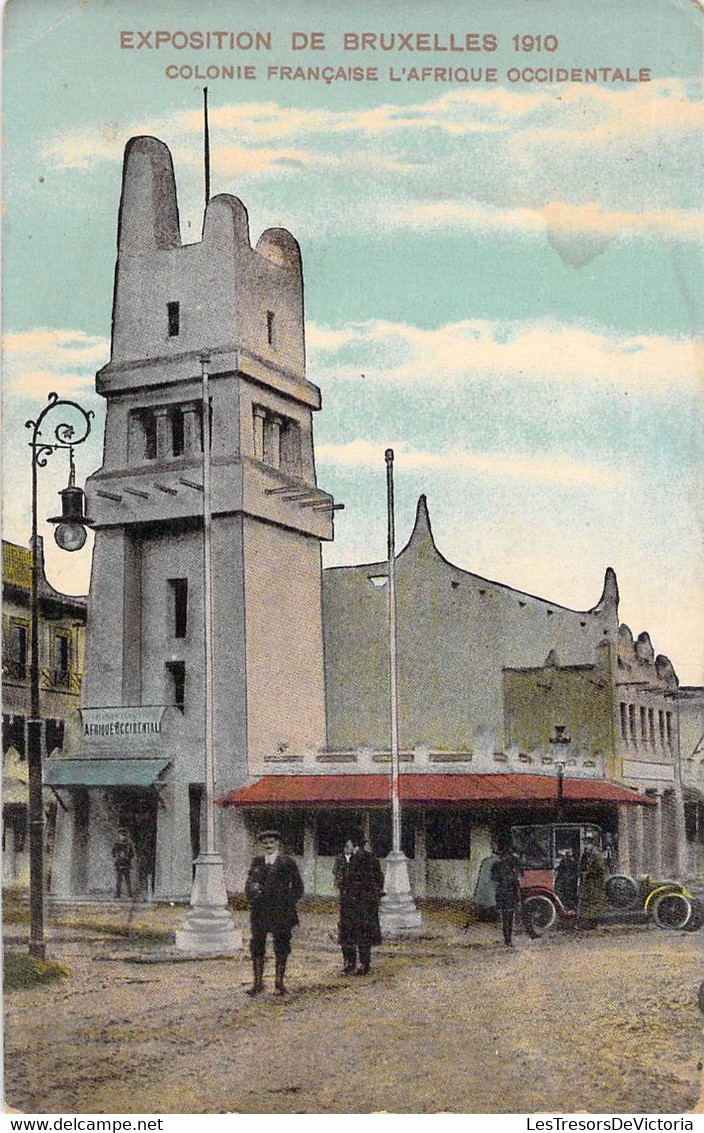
(2, 0), (702, 682)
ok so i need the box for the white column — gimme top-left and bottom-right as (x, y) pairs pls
(634, 806), (645, 875)
(302, 812), (316, 895)
(182, 404), (201, 455)
(154, 407), (171, 461)
(49, 799), (76, 898)
(253, 406), (266, 462)
(650, 795), (663, 876)
(413, 814), (427, 899)
(263, 413), (282, 468)
(618, 806), (632, 876)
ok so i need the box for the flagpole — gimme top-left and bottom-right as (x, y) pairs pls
(379, 449), (421, 935)
(175, 356), (241, 952)
(386, 449), (402, 855)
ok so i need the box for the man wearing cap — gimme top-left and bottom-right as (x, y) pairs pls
(490, 844), (523, 946)
(111, 827), (135, 900)
(245, 829), (304, 996)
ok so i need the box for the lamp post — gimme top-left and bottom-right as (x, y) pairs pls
(25, 393), (94, 959)
(175, 355), (242, 952)
(550, 724), (571, 821)
(379, 449), (421, 934)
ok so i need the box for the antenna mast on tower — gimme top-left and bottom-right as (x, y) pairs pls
(203, 86), (211, 206)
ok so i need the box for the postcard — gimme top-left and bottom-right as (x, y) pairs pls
(2, 0), (702, 1118)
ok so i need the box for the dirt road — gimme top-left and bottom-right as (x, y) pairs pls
(4, 906), (703, 1114)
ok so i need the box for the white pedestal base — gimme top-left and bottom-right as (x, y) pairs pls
(379, 850), (422, 935)
(175, 852), (243, 953)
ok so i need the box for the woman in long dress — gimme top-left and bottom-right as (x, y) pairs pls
(334, 837), (384, 975)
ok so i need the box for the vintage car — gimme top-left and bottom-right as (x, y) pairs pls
(503, 821), (701, 932)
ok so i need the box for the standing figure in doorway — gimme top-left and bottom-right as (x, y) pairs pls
(245, 829), (304, 996)
(554, 848), (580, 912)
(578, 834), (607, 925)
(334, 835), (384, 975)
(111, 827), (135, 900)
(491, 846), (523, 946)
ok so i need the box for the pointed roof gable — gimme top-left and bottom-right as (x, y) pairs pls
(399, 494), (441, 559)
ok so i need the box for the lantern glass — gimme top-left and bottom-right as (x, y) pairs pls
(54, 522), (87, 552)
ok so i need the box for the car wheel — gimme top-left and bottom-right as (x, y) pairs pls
(684, 898), (704, 933)
(651, 891), (692, 930)
(523, 895), (557, 933)
(605, 874), (640, 910)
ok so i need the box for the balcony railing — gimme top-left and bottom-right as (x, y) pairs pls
(40, 668), (83, 693)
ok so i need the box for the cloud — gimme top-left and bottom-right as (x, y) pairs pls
(307, 318), (701, 394)
(49, 82), (700, 157)
(397, 199), (704, 243)
(40, 81), (702, 246)
(317, 438), (611, 486)
(2, 328), (109, 400)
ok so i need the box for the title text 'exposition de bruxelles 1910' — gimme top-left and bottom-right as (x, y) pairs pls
(118, 31), (653, 85)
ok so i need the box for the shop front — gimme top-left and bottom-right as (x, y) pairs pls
(219, 772), (652, 901)
(45, 705), (198, 901)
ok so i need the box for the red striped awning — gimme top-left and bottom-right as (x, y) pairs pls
(218, 773), (654, 809)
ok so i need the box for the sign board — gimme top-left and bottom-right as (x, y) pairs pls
(622, 759), (676, 783)
(81, 706), (169, 747)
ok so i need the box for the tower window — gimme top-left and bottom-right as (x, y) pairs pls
(54, 633), (70, 685)
(168, 579), (188, 639)
(170, 406), (185, 457)
(267, 310), (275, 346)
(8, 622), (28, 680)
(142, 411), (157, 460)
(45, 718), (65, 754)
(263, 413), (282, 470)
(254, 405), (303, 478)
(3, 715), (26, 757)
(166, 661), (186, 712)
(167, 301), (180, 337)
(619, 702), (628, 740)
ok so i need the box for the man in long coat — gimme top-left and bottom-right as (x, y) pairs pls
(490, 846), (523, 946)
(245, 829), (304, 996)
(333, 837), (384, 975)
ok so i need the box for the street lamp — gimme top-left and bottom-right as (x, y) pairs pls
(378, 449), (421, 934)
(550, 724), (571, 821)
(175, 355), (242, 952)
(25, 393), (93, 959)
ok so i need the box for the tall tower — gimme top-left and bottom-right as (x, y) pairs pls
(74, 136), (335, 899)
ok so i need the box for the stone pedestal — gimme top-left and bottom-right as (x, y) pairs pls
(175, 852), (243, 953)
(380, 850), (422, 934)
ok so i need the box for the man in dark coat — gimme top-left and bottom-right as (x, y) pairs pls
(554, 848), (579, 911)
(333, 836), (384, 975)
(490, 846), (523, 946)
(111, 827), (135, 899)
(245, 829), (304, 996)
